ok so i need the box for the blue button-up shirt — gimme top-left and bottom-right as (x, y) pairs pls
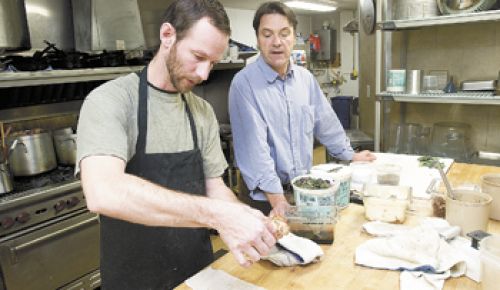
(229, 56), (354, 200)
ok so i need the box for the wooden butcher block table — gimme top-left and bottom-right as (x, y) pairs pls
(177, 163), (500, 290)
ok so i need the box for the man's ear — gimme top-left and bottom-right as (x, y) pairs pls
(159, 23), (177, 50)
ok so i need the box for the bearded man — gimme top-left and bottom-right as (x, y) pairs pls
(77, 1), (277, 289)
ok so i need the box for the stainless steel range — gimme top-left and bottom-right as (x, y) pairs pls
(0, 166), (100, 290)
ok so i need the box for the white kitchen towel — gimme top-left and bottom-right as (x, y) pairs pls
(362, 218), (461, 241)
(185, 266), (265, 290)
(362, 221), (412, 237)
(400, 271), (448, 290)
(355, 226), (466, 290)
(262, 233), (324, 267)
(449, 236), (481, 282)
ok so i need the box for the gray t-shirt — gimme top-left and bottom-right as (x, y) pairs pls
(75, 73), (227, 178)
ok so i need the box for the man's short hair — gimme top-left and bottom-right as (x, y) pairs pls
(161, 0), (231, 41)
(252, 1), (298, 34)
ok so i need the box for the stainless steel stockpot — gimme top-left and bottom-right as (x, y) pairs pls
(0, 163), (13, 194)
(8, 130), (57, 176)
(53, 130), (77, 165)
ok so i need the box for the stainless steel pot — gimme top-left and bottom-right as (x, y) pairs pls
(0, 163), (13, 194)
(53, 132), (77, 165)
(8, 130), (57, 176)
(0, 0), (30, 50)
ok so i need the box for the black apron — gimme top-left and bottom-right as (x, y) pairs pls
(100, 67), (214, 290)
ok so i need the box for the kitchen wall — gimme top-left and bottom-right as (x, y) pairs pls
(387, 22), (500, 154)
(339, 10), (358, 98)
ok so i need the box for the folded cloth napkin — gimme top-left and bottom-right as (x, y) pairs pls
(262, 233), (324, 267)
(185, 266), (265, 290)
(355, 226), (466, 290)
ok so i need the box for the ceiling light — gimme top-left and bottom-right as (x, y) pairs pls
(285, 1), (337, 12)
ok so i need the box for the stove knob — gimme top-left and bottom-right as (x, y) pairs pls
(66, 197), (80, 208)
(1, 217), (15, 229)
(15, 212), (30, 224)
(54, 200), (66, 213)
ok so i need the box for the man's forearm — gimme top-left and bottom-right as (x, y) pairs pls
(265, 192), (287, 208)
(83, 172), (231, 229)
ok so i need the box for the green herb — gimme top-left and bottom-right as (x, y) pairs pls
(418, 156), (444, 169)
(293, 177), (332, 190)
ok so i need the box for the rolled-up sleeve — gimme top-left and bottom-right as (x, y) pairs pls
(229, 75), (283, 194)
(310, 76), (354, 161)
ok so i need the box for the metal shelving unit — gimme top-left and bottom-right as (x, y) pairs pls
(380, 9), (500, 30)
(374, 0), (500, 151)
(0, 62), (246, 88)
(377, 92), (500, 105)
(0, 66), (144, 88)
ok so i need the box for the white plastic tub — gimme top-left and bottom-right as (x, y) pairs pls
(310, 164), (352, 209)
(480, 235), (500, 290)
(292, 174), (340, 215)
(481, 173), (500, 220)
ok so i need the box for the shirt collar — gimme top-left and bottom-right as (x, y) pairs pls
(257, 55), (295, 83)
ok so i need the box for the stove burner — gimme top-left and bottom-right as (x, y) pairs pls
(12, 166), (75, 194)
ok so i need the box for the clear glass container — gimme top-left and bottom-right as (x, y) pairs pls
(429, 122), (473, 161)
(285, 206), (337, 244)
(363, 184), (411, 223)
(387, 123), (422, 154)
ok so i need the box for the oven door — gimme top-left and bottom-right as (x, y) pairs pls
(0, 210), (100, 290)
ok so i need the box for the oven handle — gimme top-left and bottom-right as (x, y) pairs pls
(9, 215), (99, 264)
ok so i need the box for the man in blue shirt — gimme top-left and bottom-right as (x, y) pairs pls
(229, 1), (375, 217)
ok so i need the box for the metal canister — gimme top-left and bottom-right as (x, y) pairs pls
(406, 70), (423, 95)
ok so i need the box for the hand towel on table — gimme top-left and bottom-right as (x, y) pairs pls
(262, 233), (323, 267)
(355, 226), (466, 290)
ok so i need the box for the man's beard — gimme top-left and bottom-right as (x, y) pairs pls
(166, 44), (199, 93)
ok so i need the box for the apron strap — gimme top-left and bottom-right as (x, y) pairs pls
(136, 66), (149, 154)
(181, 94), (199, 150)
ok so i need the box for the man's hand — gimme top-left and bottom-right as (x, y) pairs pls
(214, 203), (276, 268)
(267, 193), (291, 218)
(352, 150), (376, 162)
